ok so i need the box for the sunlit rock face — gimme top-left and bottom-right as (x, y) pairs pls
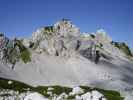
(32, 28), (46, 44)
(94, 29), (125, 58)
(31, 19), (81, 57)
(22, 38), (31, 48)
(32, 19), (80, 43)
(95, 29), (112, 43)
(31, 22), (128, 59)
(54, 19), (80, 37)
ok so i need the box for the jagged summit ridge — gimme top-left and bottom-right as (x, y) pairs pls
(32, 19), (80, 43)
(31, 19), (81, 56)
(30, 19), (131, 59)
(54, 19), (80, 37)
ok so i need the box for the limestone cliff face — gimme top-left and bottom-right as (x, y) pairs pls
(31, 19), (80, 57)
(54, 19), (80, 37)
(95, 29), (112, 43)
(29, 20), (131, 59)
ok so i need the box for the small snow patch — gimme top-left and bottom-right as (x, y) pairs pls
(8, 81), (13, 85)
(24, 92), (48, 100)
(69, 87), (84, 95)
(91, 90), (105, 100)
(56, 92), (68, 100)
(47, 87), (54, 91)
(81, 92), (91, 100)
(75, 90), (106, 100)
(47, 91), (53, 96)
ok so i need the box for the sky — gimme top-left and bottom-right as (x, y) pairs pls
(0, 0), (133, 48)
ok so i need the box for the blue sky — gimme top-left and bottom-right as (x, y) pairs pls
(0, 0), (133, 47)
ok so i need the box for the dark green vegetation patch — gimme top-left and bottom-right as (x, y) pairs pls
(15, 40), (31, 63)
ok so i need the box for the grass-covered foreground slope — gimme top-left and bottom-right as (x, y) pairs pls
(0, 78), (124, 100)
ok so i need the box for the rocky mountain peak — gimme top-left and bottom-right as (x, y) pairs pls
(32, 19), (80, 44)
(95, 29), (112, 43)
(54, 19), (80, 37)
